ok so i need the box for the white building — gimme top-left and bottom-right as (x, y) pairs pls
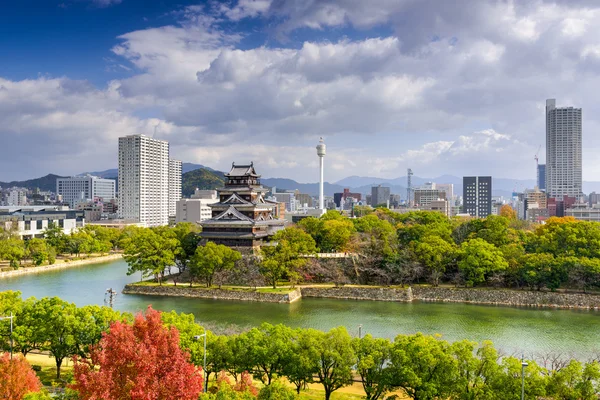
(566, 204), (600, 222)
(0, 206), (84, 239)
(175, 190), (218, 225)
(56, 175), (116, 208)
(545, 99), (582, 199)
(7, 189), (27, 206)
(168, 159), (182, 217)
(118, 134), (170, 227)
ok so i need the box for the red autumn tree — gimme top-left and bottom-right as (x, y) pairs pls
(0, 353), (42, 399)
(71, 306), (203, 400)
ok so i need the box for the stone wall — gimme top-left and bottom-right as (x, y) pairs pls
(411, 287), (600, 310)
(300, 286), (413, 302)
(123, 284), (301, 304)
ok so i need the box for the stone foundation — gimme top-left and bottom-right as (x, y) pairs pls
(301, 286), (413, 302)
(123, 284), (301, 304)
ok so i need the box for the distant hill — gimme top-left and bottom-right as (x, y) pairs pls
(0, 174), (67, 192)
(182, 168), (225, 197)
(81, 168), (118, 179)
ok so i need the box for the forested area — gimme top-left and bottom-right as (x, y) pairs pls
(2, 291), (600, 400)
(3, 208), (600, 292)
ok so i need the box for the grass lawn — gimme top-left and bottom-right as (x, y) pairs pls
(131, 281), (297, 294)
(26, 352), (74, 387)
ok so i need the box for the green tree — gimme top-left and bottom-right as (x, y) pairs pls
(26, 239), (49, 266)
(282, 328), (319, 394)
(172, 222), (200, 275)
(122, 227), (178, 284)
(490, 357), (547, 400)
(353, 334), (394, 400)
(389, 333), (458, 400)
(43, 223), (67, 254)
(412, 235), (457, 286)
(547, 360), (600, 400)
(313, 327), (355, 400)
(246, 323), (294, 385)
(320, 219), (356, 252)
(451, 340), (502, 399)
(257, 380), (297, 400)
(457, 239), (508, 286)
(190, 242), (242, 287)
(520, 253), (565, 291)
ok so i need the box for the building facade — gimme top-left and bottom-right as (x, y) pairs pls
(371, 185), (391, 207)
(168, 159), (182, 217)
(0, 207), (84, 239)
(545, 99), (582, 199)
(566, 204), (600, 222)
(414, 185), (447, 207)
(199, 163), (285, 249)
(537, 164), (546, 192)
(7, 189), (27, 206)
(56, 176), (116, 208)
(463, 176), (492, 218)
(175, 190), (218, 225)
(118, 134), (170, 227)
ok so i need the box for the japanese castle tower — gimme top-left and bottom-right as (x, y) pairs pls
(199, 162), (286, 249)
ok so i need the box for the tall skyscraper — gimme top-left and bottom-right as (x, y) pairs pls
(371, 185), (391, 207)
(545, 99), (582, 199)
(57, 175), (116, 208)
(537, 164), (546, 192)
(118, 134), (169, 227)
(463, 176), (492, 218)
(168, 159), (182, 217)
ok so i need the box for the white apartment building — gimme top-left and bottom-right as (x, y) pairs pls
(56, 175), (116, 208)
(545, 99), (582, 199)
(175, 190), (218, 224)
(414, 183), (447, 208)
(0, 206), (84, 239)
(118, 134), (170, 227)
(169, 159), (182, 217)
(7, 189), (27, 206)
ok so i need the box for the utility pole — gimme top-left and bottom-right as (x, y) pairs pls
(104, 288), (117, 309)
(407, 168), (413, 207)
(0, 313), (14, 359)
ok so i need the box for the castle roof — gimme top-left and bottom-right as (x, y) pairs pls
(225, 162), (260, 178)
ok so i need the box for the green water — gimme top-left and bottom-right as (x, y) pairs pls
(1, 259), (599, 357)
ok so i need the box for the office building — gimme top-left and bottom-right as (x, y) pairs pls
(333, 188), (361, 208)
(537, 164), (546, 192)
(589, 192), (600, 207)
(525, 187), (547, 209)
(169, 159), (182, 217)
(0, 206), (84, 239)
(270, 188), (296, 212)
(566, 204), (600, 222)
(545, 99), (582, 199)
(118, 134), (170, 227)
(56, 176), (116, 208)
(371, 185), (391, 207)
(175, 190), (218, 225)
(414, 183), (447, 207)
(463, 176), (492, 218)
(436, 183), (454, 204)
(7, 189), (27, 206)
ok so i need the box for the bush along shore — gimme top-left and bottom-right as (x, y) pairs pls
(0, 253), (123, 279)
(122, 283), (600, 309)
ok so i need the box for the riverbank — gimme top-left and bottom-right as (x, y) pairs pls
(122, 283), (600, 309)
(0, 253), (123, 279)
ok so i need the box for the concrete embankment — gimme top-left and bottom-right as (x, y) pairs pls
(122, 283), (600, 309)
(122, 284), (302, 304)
(0, 253), (123, 279)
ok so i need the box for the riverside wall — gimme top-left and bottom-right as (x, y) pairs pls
(0, 253), (123, 279)
(411, 287), (600, 310)
(122, 284), (600, 309)
(122, 284), (302, 304)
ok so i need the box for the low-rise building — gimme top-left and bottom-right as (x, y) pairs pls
(175, 189), (219, 225)
(565, 204), (600, 222)
(0, 206), (84, 239)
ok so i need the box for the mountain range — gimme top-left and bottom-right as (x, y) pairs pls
(4, 164), (600, 200)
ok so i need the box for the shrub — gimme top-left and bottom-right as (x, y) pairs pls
(257, 380), (297, 400)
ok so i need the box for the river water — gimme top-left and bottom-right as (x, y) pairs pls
(1, 259), (599, 358)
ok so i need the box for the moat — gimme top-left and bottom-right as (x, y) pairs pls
(1, 258), (599, 358)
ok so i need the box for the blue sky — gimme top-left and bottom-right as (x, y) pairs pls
(2, 0), (600, 183)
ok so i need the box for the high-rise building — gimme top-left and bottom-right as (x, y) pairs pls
(371, 185), (391, 207)
(414, 183), (447, 207)
(545, 99), (582, 199)
(463, 176), (492, 218)
(56, 176), (116, 208)
(168, 159), (182, 217)
(118, 134), (170, 227)
(7, 189), (27, 206)
(436, 183), (454, 204)
(537, 164), (546, 192)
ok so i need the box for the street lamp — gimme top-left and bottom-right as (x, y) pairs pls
(194, 332), (207, 393)
(0, 313), (14, 360)
(358, 324), (362, 339)
(521, 359), (528, 400)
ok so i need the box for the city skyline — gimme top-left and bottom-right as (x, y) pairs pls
(3, 1), (600, 182)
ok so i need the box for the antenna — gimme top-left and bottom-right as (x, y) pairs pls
(153, 122), (160, 139)
(407, 168), (413, 207)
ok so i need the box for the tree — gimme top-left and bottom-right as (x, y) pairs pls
(0, 353), (42, 399)
(122, 227), (178, 284)
(500, 205), (517, 220)
(313, 327), (356, 400)
(44, 223), (67, 254)
(353, 335), (394, 400)
(389, 333), (458, 400)
(246, 323), (294, 385)
(457, 239), (508, 286)
(547, 360), (600, 400)
(520, 253), (565, 291)
(412, 235), (457, 286)
(190, 242), (242, 287)
(26, 238), (49, 266)
(71, 306), (204, 400)
(282, 328), (319, 394)
(320, 219), (356, 252)
(11, 297), (46, 357)
(257, 380), (297, 400)
(451, 340), (502, 399)
(172, 223), (200, 279)
(490, 357), (548, 399)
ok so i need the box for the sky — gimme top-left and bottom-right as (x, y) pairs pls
(2, 0), (600, 183)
